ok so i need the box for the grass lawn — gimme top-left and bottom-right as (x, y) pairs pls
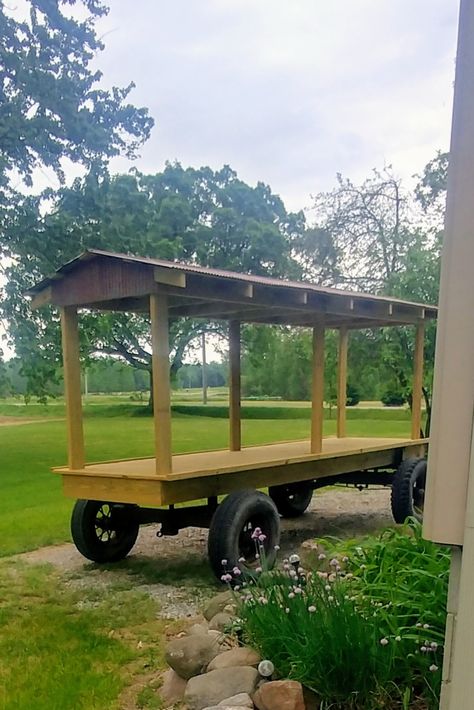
(0, 559), (177, 710)
(0, 400), (416, 710)
(0, 403), (413, 557)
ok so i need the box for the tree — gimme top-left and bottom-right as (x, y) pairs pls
(0, 0), (153, 208)
(3, 164), (306, 399)
(304, 164), (442, 433)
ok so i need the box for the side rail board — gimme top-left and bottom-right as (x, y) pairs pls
(61, 443), (426, 507)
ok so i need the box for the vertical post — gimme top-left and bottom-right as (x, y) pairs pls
(337, 327), (348, 438)
(201, 331), (208, 405)
(150, 293), (172, 476)
(60, 306), (85, 470)
(411, 320), (425, 440)
(229, 320), (241, 451)
(311, 323), (325, 454)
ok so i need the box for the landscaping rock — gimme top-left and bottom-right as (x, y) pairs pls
(165, 634), (220, 680)
(207, 629), (234, 650)
(190, 623), (210, 635)
(218, 692), (254, 706)
(202, 706), (249, 710)
(185, 666), (259, 710)
(208, 647), (261, 671)
(209, 612), (234, 632)
(299, 540), (329, 570)
(253, 679), (305, 710)
(204, 590), (235, 621)
(157, 668), (187, 705)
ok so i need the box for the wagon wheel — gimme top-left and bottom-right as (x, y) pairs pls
(208, 490), (280, 582)
(269, 481), (313, 518)
(71, 499), (139, 563)
(391, 458), (427, 524)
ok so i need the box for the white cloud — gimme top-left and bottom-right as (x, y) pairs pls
(91, 0), (457, 212)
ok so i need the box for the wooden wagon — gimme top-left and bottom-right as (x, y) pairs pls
(28, 249), (436, 579)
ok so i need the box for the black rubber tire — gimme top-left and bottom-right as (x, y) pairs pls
(208, 489), (281, 582)
(391, 458), (427, 524)
(269, 481), (313, 518)
(71, 499), (139, 563)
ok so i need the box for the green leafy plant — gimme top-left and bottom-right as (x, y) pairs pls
(228, 521), (448, 709)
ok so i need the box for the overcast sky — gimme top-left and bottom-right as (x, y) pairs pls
(94, 0), (459, 213)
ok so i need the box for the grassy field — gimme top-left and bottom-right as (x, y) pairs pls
(0, 397), (418, 709)
(0, 397), (416, 557)
(0, 559), (182, 710)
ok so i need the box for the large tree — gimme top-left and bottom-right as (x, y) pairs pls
(301, 164), (442, 431)
(3, 164), (306, 398)
(0, 0), (153, 197)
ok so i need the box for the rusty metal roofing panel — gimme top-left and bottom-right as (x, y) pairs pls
(26, 249), (438, 318)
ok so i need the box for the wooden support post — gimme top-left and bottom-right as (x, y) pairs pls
(311, 323), (325, 454)
(229, 320), (241, 451)
(201, 332), (208, 405)
(411, 320), (425, 440)
(337, 327), (348, 438)
(150, 293), (172, 476)
(60, 306), (85, 470)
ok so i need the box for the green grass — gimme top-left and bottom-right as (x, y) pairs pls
(0, 561), (169, 710)
(0, 401), (413, 557)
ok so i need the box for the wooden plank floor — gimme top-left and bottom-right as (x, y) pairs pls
(68, 436), (425, 482)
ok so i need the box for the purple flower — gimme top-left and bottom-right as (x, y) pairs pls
(233, 566), (242, 576)
(251, 527), (263, 540)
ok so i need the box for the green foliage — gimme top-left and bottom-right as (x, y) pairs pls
(0, 0), (153, 192)
(381, 388), (406, 407)
(346, 382), (360, 406)
(176, 361), (227, 390)
(236, 521), (448, 708)
(4, 165), (305, 398)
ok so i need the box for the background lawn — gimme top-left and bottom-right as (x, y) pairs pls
(0, 398), (415, 557)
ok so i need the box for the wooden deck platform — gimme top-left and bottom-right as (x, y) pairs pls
(56, 436), (428, 507)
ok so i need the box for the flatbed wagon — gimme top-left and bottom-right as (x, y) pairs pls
(28, 250), (436, 580)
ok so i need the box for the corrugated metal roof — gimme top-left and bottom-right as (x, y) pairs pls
(27, 248), (438, 317)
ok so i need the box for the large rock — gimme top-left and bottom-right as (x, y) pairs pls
(209, 612), (234, 632)
(185, 666), (259, 710)
(203, 590), (235, 621)
(253, 680), (305, 710)
(218, 693), (254, 706)
(157, 668), (187, 705)
(165, 634), (221, 680)
(208, 647), (261, 671)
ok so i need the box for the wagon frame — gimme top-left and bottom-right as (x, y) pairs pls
(29, 249), (435, 578)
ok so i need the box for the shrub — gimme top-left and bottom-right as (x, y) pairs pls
(381, 388), (406, 406)
(346, 382), (360, 406)
(227, 521), (448, 709)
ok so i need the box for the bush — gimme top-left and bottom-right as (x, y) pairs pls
(346, 382), (360, 406)
(228, 521), (448, 709)
(381, 388), (406, 407)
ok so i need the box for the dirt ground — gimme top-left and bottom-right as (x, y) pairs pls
(18, 487), (393, 619)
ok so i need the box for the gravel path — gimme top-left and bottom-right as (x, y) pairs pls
(18, 487), (394, 618)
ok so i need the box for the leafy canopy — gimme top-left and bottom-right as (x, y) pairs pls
(0, 0), (153, 233)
